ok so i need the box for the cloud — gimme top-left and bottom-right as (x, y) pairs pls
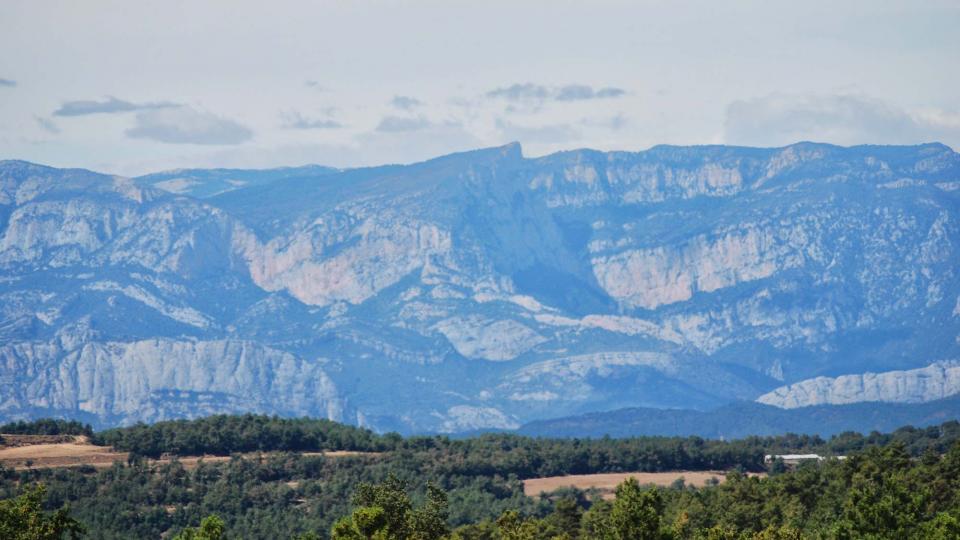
(304, 80), (327, 91)
(486, 83), (551, 102)
(487, 83), (626, 104)
(34, 116), (60, 134)
(495, 118), (580, 144)
(555, 85), (626, 101)
(281, 111), (342, 129)
(724, 93), (960, 147)
(375, 115), (432, 132)
(0, 78), (15, 87)
(126, 106), (253, 145)
(53, 96), (176, 117)
(391, 95), (423, 110)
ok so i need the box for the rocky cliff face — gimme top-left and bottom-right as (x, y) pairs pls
(756, 361), (960, 408)
(1, 142), (958, 431)
(0, 334), (347, 426)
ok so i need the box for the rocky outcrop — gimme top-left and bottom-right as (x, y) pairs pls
(757, 362), (960, 408)
(434, 315), (545, 361)
(0, 338), (346, 425)
(592, 224), (806, 310)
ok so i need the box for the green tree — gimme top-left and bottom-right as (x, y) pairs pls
(494, 510), (565, 540)
(172, 515), (226, 540)
(580, 500), (613, 540)
(408, 484), (450, 540)
(332, 475), (449, 540)
(332, 506), (389, 540)
(919, 511), (960, 540)
(547, 498), (582, 538)
(608, 478), (667, 540)
(0, 484), (84, 540)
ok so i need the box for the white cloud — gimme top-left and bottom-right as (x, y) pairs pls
(54, 96), (177, 116)
(280, 111), (342, 129)
(390, 95), (423, 110)
(126, 106), (253, 145)
(555, 85), (625, 101)
(487, 83), (626, 104)
(486, 83), (551, 102)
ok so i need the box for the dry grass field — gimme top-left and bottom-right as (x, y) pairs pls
(523, 471), (761, 499)
(0, 435), (125, 469)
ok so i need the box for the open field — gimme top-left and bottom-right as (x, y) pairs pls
(0, 434), (377, 470)
(0, 435), (125, 470)
(523, 471), (764, 499)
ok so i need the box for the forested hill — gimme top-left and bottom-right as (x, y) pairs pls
(3, 414), (960, 538)
(6, 413), (960, 465)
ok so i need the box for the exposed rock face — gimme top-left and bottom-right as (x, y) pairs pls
(592, 225), (805, 310)
(0, 335), (346, 426)
(1, 141), (959, 432)
(757, 361), (960, 408)
(434, 315), (545, 361)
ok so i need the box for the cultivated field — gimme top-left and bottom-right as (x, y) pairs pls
(0, 434), (376, 470)
(523, 471), (759, 499)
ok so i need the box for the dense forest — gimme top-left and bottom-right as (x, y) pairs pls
(2, 415), (960, 538)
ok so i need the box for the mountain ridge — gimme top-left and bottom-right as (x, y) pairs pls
(517, 395), (960, 439)
(1, 141), (958, 433)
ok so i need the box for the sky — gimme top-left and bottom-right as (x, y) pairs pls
(1, 0), (958, 176)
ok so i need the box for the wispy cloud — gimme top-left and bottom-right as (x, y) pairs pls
(486, 83), (551, 102)
(53, 96), (177, 117)
(390, 95), (423, 110)
(34, 116), (60, 134)
(724, 93), (960, 147)
(281, 111), (342, 129)
(375, 115), (432, 132)
(555, 85), (625, 101)
(487, 83), (626, 104)
(0, 78), (16, 87)
(126, 106), (252, 145)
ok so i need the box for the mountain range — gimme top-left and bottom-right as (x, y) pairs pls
(1, 141), (959, 434)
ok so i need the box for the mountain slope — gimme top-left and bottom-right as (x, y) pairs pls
(1, 142), (959, 432)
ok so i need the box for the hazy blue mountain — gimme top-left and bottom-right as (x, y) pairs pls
(517, 397), (960, 439)
(1, 141), (959, 433)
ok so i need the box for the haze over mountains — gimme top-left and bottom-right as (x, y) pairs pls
(1, 142), (959, 434)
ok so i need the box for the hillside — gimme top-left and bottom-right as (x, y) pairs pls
(3, 414), (960, 539)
